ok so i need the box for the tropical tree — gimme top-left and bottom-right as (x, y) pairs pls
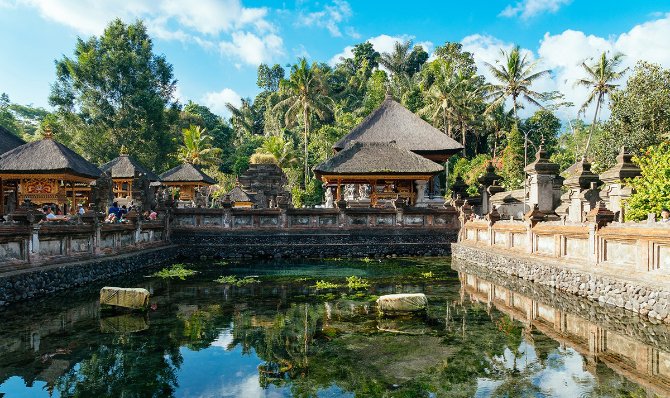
(380, 40), (413, 77)
(575, 51), (628, 158)
(176, 125), (221, 167)
(485, 45), (550, 121)
(225, 98), (264, 138)
(49, 19), (178, 170)
(256, 135), (299, 169)
(273, 58), (333, 187)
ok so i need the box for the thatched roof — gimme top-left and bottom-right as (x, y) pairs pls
(333, 96), (463, 156)
(0, 136), (101, 179)
(227, 186), (253, 202)
(159, 163), (216, 184)
(0, 125), (26, 155)
(100, 154), (160, 181)
(315, 141), (444, 176)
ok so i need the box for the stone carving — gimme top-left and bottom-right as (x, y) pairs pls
(358, 184), (371, 199)
(344, 184), (356, 201)
(90, 172), (113, 212)
(324, 187), (334, 208)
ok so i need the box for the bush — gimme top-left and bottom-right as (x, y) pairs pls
(249, 152), (278, 165)
(624, 142), (670, 221)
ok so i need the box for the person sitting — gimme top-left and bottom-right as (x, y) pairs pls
(44, 206), (57, 221)
(105, 213), (117, 223)
(149, 209), (157, 220)
(119, 205), (128, 219)
(109, 202), (120, 218)
(661, 208), (670, 223)
(77, 204), (85, 216)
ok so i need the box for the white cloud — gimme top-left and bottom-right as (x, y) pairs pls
(16, 0), (284, 65)
(328, 34), (414, 65)
(500, 0), (572, 19)
(296, 0), (356, 38)
(202, 88), (242, 118)
(219, 31), (284, 65)
(461, 13), (670, 120)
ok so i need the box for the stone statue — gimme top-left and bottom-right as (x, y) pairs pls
(324, 187), (334, 208)
(91, 172), (113, 212)
(344, 184), (356, 201)
(194, 187), (208, 208)
(358, 184), (371, 199)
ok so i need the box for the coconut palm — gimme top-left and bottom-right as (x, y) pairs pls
(485, 45), (550, 121)
(419, 60), (460, 137)
(380, 40), (413, 77)
(273, 58), (333, 187)
(575, 51), (628, 158)
(484, 104), (514, 158)
(225, 98), (263, 138)
(257, 135), (299, 169)
(176, 125), (221, 167)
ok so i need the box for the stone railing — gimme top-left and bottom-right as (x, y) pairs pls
(171, 206), (461, 231)
(460, 218), (670, 272)
(0, 216), (168, 272)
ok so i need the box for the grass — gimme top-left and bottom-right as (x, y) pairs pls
(313, 280), (341, 289)
(214, 275), (260, 287)
(346, 275), (370, 289)
(152, 264), (198, 280)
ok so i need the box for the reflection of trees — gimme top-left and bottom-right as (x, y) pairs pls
(55, 332), (182, 398)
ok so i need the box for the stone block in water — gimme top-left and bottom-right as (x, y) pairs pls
(376, 293), (427, 313)
(100, 287), (150, 310)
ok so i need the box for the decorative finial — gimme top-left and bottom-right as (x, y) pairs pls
(42, 127), (53, 139)
(120, 145), (129, 155)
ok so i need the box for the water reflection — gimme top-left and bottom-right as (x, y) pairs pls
(0, 258), (667, 397)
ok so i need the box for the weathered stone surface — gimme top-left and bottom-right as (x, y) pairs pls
(452, 243), (670, 325)
(100, 287), (150, 310)
(377, 293), (427, 312)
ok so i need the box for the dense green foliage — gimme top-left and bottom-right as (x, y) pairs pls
(1, 18), (668, 212)
(624, 142), (670, 221)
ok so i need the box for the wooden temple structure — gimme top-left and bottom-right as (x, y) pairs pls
(317, 95), (463, 206)
(159, 163), (215, 202)
(0, 129), (102, 216)
(100, 146), (161, 202)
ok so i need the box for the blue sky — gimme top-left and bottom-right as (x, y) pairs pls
(1, 0), (670, 120)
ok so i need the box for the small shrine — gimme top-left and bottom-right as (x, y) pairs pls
(226, 185), (254, 208)
(100, 146), (161, 207)
(237, 161), (289, 208)
(0, 128), (102, 216)
(159, 163), (215, 203)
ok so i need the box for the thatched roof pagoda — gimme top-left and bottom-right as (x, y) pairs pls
(316, 141), (443, 176)
(226, 185), (254, 208)
(100, 151), (160, 182)
(315, 141), (443, 206)
(100, 149), (161, 201)
(0, 130), (101, 214)
(333, 95), (463, 162)
(159, 163), (215, 202)
(0, 126), (25, 155)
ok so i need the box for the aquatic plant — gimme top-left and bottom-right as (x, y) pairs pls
(214, 275), (260, 286)
(421, 271), (434, 278)
(152, 264), (198, 280)
(214, 260), (229, 266)
(313, 280), (341, 289)
(346, 276), (370, 289)
(361, 257), (374, 263)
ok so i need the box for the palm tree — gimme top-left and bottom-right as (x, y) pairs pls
(484, 104), (514, 158)
(177, 125), (221, 167)
(257, 135), (299, 169)
(225, 98), (263, 138)
(454, 74), (485, 156)
(379, 40), (412, 76)
(485, 45), (550, 121)
(273, 58), (332, 187)
(575, 51), (627, 159)
(419, 60), (463, 137)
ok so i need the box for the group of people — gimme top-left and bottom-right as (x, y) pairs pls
(105, 202), (157, 223)
(40, 203), (86, 222)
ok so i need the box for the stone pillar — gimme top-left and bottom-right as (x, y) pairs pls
(477, 161), (502, 215)
(524, 144), (560, 217)
(29, 224), (40, 262)
(599, 147), (641, 222)
(562, 160), (602, 223)
(415, 180), (428, 206)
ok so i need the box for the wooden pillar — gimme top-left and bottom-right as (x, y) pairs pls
(0, 177), (4, 218)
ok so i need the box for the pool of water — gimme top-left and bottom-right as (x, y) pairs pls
(0, 257), (668, 397)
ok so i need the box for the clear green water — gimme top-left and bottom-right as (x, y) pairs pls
(0, 257), (666, 397)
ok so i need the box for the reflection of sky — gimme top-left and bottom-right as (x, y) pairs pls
(175, 327), (352, 398)
(475, 339), (595, 398)
(0, 376), (56, 398)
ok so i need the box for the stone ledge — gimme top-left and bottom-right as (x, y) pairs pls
(452, 243), (670, 324)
